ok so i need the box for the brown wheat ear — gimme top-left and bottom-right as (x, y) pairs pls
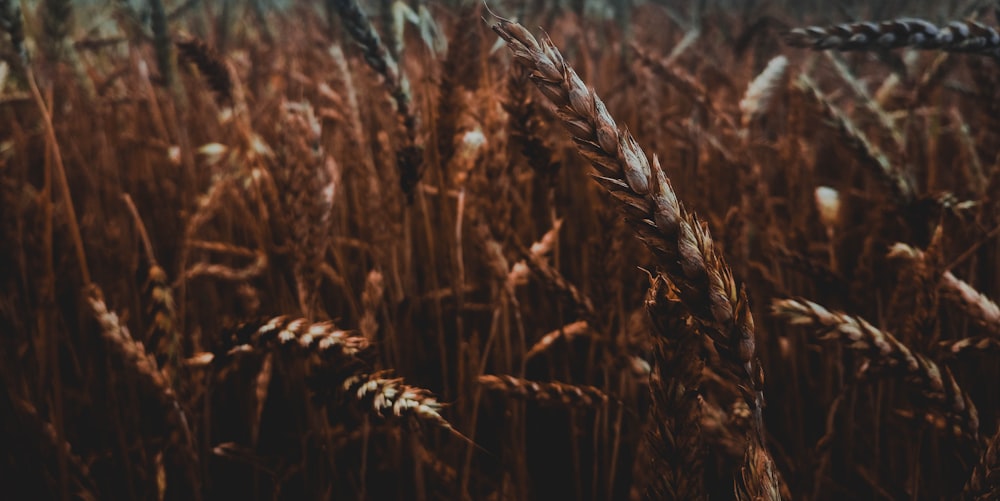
(964, 428), (1000, 500)
(640, 274), (705, 500)
(0, 0), (25, 62)
(490, 15), (780, 498)
(478, 374), (608, 408)
(771, 298), (980, 442)
(490, 13), (764, 423)
(87, 286), (202, 500)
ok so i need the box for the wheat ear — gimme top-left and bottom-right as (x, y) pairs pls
(0, 0), (25, 62)
(331, 0), (422, 199)
(964, 428), (1000, 500)
(491, 15), (779, 497)
(772, 298), (980, 441)
(478, 375), (608, 408)
(175, 36), (233, 105)
(889, 243), (1000, 340)
(786, 18), (1000, 57)
(342, 372), (452, 431)
(490, 13), (765, 438)
(87, 286), (201, 500)
(223, 316), (369, 360)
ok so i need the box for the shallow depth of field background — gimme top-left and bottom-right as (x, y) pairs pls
(1, 0), (999, 500)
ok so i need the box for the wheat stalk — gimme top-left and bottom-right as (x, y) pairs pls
(504, 64), (560, 181)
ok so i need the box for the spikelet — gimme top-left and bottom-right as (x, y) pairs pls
(273, 101), (337, 318)
(735, 441), (785, 501)
(145, 264), (183, 370)
(641, 274), (706, 500)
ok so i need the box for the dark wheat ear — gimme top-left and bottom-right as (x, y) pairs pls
(0, 0), (26, 62)
(785, 18), (1000, 57)
(331, 0), (423, 200)
(175, 36), (233, 105)
(964, 429), (1000, 500)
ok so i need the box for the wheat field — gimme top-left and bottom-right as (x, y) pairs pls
(1, 0), (998, 499)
